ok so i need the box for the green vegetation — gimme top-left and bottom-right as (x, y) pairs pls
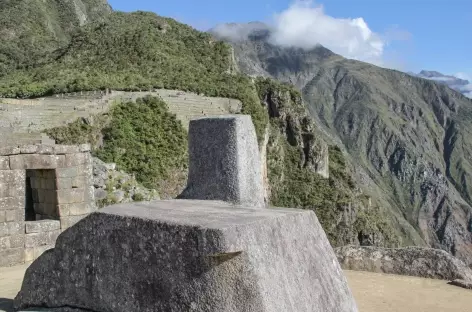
(257, 79), (399, 247)
(0, 0), (111, 73)
(2, 3), (398, 247)
(45, 115), (109, 146)
(0, 11), (267, 141)
(95, 96), (188, 189)
(47, 96), (187, 193)
(96, 170), (157, 208)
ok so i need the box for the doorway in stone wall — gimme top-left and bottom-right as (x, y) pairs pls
(25, 169), (59, 221)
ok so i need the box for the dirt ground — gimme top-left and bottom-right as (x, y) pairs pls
(0, 264), (28, 312)
(1, 265), (471, 312)
(345, 270), (472, 312)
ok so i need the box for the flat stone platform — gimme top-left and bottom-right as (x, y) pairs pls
(14, 200), (357, 312)
(100, 200), (299, 228)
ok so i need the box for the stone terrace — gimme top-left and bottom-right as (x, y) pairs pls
(0, 144), (95, 267)
(0, 89), (242, 146)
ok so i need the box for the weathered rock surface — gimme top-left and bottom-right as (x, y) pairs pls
(178, 115), (265, 207)
(335, 245), (472, 282)
(259, 82), (329, 178)
(92, 157), (159, 207)
(15, 200), (358, 312)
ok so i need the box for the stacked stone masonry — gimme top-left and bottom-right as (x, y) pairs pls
(0, 144), (95, 267)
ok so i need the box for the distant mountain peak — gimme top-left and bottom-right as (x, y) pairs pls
(419, 70), (446, 78)
(413, 70), (471, 97)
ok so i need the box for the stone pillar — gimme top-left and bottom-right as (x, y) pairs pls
(178, 115), (265, 207)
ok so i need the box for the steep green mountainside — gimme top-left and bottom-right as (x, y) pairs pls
(0, 10), (267, 140)
(255, 78), (399, 247)
(212, 24), (472, 264)
(0, 0), (111, 73)
(0, 4), (395, 247)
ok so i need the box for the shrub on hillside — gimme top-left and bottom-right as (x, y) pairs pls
(94, 95), (188, 189)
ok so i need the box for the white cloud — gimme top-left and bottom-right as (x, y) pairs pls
(453, 73), (472, 98)
(211, 22), (269, 42)
(268, 1), (386, 64)
(455, 72), (471, 81)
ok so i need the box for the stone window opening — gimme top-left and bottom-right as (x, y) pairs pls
(25, 169), (59, 221)
(0, 144), (96, 267)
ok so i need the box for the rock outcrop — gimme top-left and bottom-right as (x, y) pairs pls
(335, 245), (472, 282)
(15, 200), (358, 312)
(258, 80), (329, 178)
(92, 157), (159, 207)
(14, 115), (358, 312)
(255, 78), (400, 248)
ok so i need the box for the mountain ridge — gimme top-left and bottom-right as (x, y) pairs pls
(411, 70), (472, 98)
(211, 22), (472, 264)
(1, 4), (471, 263)
(0, 3), (400, 248)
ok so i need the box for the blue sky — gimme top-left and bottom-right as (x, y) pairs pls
(108, 0), (471, 79)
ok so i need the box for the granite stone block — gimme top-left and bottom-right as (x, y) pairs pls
(15, 200), (358, 312)
(5, 209), (23, 222)
(0, 169), (25, 183)
(178, 115), (265, 207)
(55, 167), (78, 178)
(0, 156), (9, 170)
(71, 176), (86, 189)
(25, 230), (61, 248)
(57, 188), (85, 204)
(36, 145), (55, 155)
(56, 178), (72, 190)
(10, 234), (26, 248)
(54, 145), (80, 155)
(68, 203), (90, 216)
(0, 146), (20, 156)
(65, 153), (86, 166)
(20, 145), (39, 154)
(0, 222), (24, 237)
(26, 220), (61, 234)
(0, 247), (24, 267)
(0, 182), (22, 198)
(9, 155), (59, 170)
(0, 236), (9, 249)
(0, 197), (24, 211)
(57, 204), (70, 217)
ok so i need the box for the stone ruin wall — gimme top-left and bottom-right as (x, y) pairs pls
(0, 144), (96, 267)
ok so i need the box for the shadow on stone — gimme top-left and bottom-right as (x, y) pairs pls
(0, 298), (13, 312)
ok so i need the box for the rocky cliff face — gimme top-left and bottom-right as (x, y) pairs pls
(255, 77), (400, 248)
(257, 78), (329, 178)
(212, 23), (472, 265)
